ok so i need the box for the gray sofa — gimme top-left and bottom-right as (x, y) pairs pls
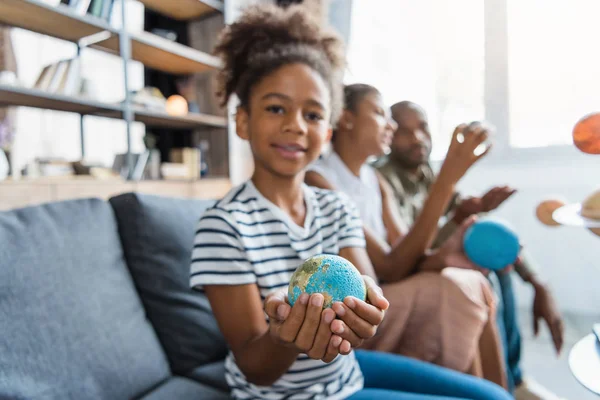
(0, 193), (232, 400)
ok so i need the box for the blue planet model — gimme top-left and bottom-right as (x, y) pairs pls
(288, 255), (366, 308)
(463, 218), (520, 271)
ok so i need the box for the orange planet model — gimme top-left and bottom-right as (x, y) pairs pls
(573, 112), (600, 154)
(166, 95), (189, 116)
(536, 199), (565, 226)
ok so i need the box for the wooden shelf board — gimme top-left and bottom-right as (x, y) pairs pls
(0, 84), (123, 118)
(0, 178), (232, 210)
(0, 0), (115, 43)
(134, 108), (227, 129)
(0, 85), (227, 129)
(95, 31), (221, 75)
(138, 0), (223, 20)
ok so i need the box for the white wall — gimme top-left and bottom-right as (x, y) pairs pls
(450, 148), (600, 315)
(224, 0), (262, 185)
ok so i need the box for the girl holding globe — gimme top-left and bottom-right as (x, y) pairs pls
(190, 3), (511, 400)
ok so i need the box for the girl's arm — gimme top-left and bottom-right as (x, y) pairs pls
(304, 171), (379, 281)
(306, 169), (435, 282)
(376, 171), (406, 246)
(204, 284), (340, 386)
(306, 124), (491, 282)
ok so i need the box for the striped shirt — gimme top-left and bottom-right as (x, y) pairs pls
(190, 180), (366, 400)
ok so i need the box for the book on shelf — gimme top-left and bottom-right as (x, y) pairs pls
(100, 0), (114, 21)
(160, 163), (191, 181)
(46, 60), (68, 92)
(33, 63), (57, 91)
(130, 87), (167, 111)
(23, 158), (75, 178)
(58, 0), (115, 23)
(89, 0), (104, 18)
(33, 58), (81, 96)
(170, 148), (201, 180)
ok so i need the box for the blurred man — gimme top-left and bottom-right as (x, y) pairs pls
(377, 101), (565, 400)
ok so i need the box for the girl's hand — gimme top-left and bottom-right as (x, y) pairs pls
(330, 276), (389, 354)
(264, 289), (343, 363)
(438, 122), (491, 184)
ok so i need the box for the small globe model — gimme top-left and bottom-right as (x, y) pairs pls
(463, 218), (520, 271)
(288, 255), (366, 308)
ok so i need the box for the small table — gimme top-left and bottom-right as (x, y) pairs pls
(569, 333), (600, 396)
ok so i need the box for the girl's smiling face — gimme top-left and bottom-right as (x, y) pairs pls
(236, 63), (332, 179)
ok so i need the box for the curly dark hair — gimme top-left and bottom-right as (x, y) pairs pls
(214, 3), (346, 122)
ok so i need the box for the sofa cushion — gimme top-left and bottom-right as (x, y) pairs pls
(186, 361), (228, 391)
(139, 377), (230, 400)
(109, 193), (228, 375)
(0, 199), (170, 400)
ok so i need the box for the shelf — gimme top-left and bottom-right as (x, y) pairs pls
(138, 0), (224, 21)
(134, 108), (227, 129)
(0, 84), (123, 119)
(0, 0), (116, 43)
(0, 85), (227, 129)
(95, 31), (221, 75)
(0, 0), (221, 75)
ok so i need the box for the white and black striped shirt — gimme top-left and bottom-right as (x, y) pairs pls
(190, 180), (365, 400)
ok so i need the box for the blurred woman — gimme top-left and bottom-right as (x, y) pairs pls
(306, 84), (507, 387)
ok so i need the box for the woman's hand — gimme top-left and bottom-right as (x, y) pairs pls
(264, 289), (344, 363)
(438, 122), (491, 184)
(420, 216), (513, 275)
(330, 276), (389, 354)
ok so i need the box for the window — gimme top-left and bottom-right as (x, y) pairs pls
(346, 0), (600, 157)
(507, 0), (600, 148)
(345, 0), (484, 160)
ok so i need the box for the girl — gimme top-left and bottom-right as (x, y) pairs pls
(190, 4), (511, 400)
(305, 84), (507, 386)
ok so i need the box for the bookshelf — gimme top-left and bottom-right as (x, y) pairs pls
(0, 0), (222, 75)
(0, 0), (228, 180)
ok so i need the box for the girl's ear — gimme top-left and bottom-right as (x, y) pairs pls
(235, 106), (250, 141)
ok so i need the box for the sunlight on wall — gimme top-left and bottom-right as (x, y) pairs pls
(345, 0), (484, 160)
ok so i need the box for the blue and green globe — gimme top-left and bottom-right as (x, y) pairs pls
(288, 255), (366, 308)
